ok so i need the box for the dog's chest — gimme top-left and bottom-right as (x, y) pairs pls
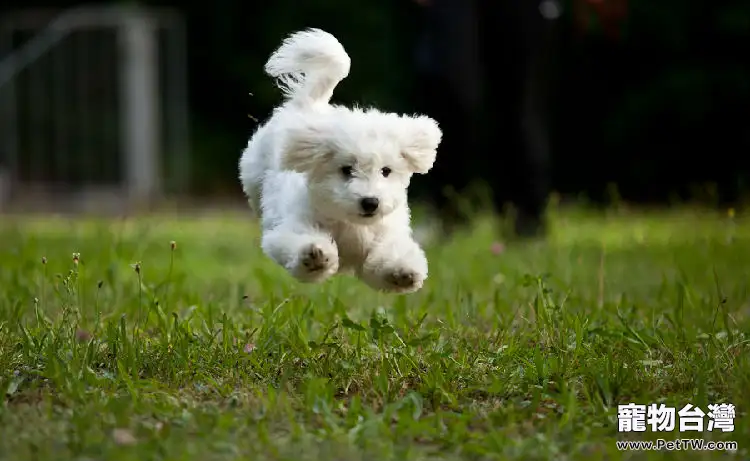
(327, 223), (378, 270)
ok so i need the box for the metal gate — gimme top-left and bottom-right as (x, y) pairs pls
(0, 5), (190, 212)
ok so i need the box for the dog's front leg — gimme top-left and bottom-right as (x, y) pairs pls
(261, 225), (339, 283)
(360, 230), (428, 294)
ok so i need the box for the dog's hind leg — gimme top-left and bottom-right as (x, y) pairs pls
(261, 226), (339, 283)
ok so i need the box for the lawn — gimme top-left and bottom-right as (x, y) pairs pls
(0, 206), (747, 460)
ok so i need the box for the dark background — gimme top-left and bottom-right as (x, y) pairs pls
(2, 0), (749, 207)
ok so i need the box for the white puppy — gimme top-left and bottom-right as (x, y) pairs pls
(238, 28), (442, 293)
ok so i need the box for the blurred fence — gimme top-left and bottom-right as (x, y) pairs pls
(1, 1), (749, 209)
(0, 5), (190, 212)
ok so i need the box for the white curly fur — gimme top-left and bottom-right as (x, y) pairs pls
(239, 28), (442, 293)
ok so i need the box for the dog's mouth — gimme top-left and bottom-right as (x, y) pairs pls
(359, 212), (377, 218)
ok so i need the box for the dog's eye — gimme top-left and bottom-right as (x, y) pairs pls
(340, 166), (353, 178)
(381, 167), (392, 178)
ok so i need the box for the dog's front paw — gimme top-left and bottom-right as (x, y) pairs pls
(361, 239), (428, 294)
(301, 243), (331, 272)
(293, 240), (339, 282)
(383, 266), (425, 293)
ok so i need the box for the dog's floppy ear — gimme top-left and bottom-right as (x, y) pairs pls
(399, 115), (442, 174)
(281, 121), (333, 173)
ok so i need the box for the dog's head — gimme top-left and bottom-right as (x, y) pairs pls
(280, 108), (441, 224)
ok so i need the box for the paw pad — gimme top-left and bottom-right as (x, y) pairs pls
(386, 269), (418, 288)
(302, 244), (330, 272)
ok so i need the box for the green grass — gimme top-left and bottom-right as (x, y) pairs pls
(0, 206), (747, 460)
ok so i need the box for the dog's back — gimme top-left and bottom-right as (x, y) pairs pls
(239, 28), (352, 214)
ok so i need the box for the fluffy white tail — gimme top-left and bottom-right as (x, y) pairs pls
(264, 28), (351, 107)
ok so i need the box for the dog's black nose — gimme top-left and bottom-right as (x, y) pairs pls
(360, 197), (379, 214)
